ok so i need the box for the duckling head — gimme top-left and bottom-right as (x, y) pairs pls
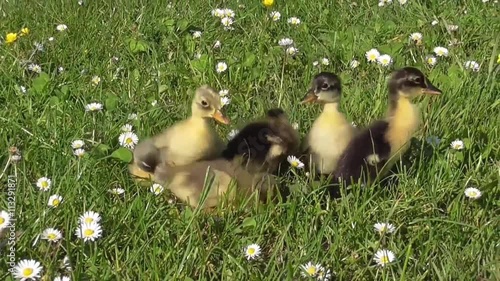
(388, 67), (442, 100)
(301, 72), (342, 104)
(191, 85), (230, 124)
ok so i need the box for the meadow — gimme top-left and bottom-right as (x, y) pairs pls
(1, 0), (499, 280)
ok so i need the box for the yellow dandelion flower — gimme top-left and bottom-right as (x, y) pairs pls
(263, 0), (274, 7)
(5, 33), (18, 44)
(20, 27), (30, 36)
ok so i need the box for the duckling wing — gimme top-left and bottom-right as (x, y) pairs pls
(333, 120), (391, 185)
(222, 122), (274, 165)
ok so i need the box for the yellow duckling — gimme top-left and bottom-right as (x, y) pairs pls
(129, 85), (229, 182)
(333, 67), (442, 186)
(301, 72), (357, 176)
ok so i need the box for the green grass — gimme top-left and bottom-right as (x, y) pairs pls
(1, 0), (499, 280)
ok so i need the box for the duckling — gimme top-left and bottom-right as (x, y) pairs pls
(153, 158), (281, 210)
(221, 108), (300, 174)
(333, 67), (442, 186)
(301, 72), (357, 176)
(129, 85), (229, 182)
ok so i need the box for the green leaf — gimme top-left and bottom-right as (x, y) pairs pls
(127, 38), (149, 54)
(111, 147), (133, 163)
(241, 217), (257, 229)
(48, 96), (60, 105)
(242, 53), (256, 68)
(96, 144), (111, 154)
(158, 84), (168, 94)
(105, 95), (119, 111)
(191, 54), (209, 72)
(60, 85), (69, 95)
(32, 72), (50, 93)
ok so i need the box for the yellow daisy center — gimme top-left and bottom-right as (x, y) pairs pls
(22, 268), (33, 277)
(52, 199), (60, 206)
(47, 233), (57, 240)
(0, 217), (4, 224)
(247, 248), (255, 255)
(84, 218), (94, 224)
(306, 266), (317, 275)
(125, 138), (133, 144)
(380, 256), (389, 264)
(41, 181), (48, 188)
(291, 160), (299, 167)
(154, 187), (161, 193)
(469, 191), (477, 197)
(84, 229), (95, 237)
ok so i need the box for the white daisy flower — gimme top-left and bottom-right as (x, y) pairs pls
(321, 58), (330, 65)
(78, 0), (84, 5)
(373, 249), (396, 267)
(41, 227), (63, 242)
(219, 89), (229, 96)
(312, 61), (319, 67)
(446, 24), (459, 32)
(464, 187), (482, 199)
(151, 100), (158, 106)
(60, 256), (72, 272)
(150, 183), (164, 195)
(91, 75), (101, 86)
(109, 187), (125, 195)
(80, 211), (101, 224)
(365, 48), (380, 62)
(0, 210), (11, 230)
(278, 38), (294, 46)
(227, 129), (239, 140)
(11, 154), (22, 162)
(19, 85), (27, 93)
(28, 63), (42, 73)
(317, 268), (332, 281)
(34, 42), (44, 52)
(377, 54), (393, 67)
(128, 113), (138, 120)
(287, 155), (304, 169)
(431, 20), (439, 26)
(450, 139), (464, 150)
(71, 140), (85, 149)
(292, 122), (299, 130)
(244, 243), (261, 260)
(73, 148), (85, 158)
(56, 24), (68, 31)
(75, 221), (103, 242)
(216, 62), (228, 73)
(36, 177), (52, 191)
(301, 262), (322, 277)
(211, 9), (224, 18)
(426, 55), (437, 66)
(220, 96), (231, 107)
(12, 259), (43, 280)
(48, 194), (63, 208)
(119, 132), (139, 149)
(192, 31), (202, 38)
(409, 32), (423, 43)
(213, 40), (221, 48)
(194, 53), (202, 59)
(464, 61), (480, 72)
(85, 102), (103, 112)
(426, 135), (441, 146)
(398, 0), (408, 4)
(221, 17), (233, 27)
(269, 11), (281, 21)
(286, 47), (299, 56)
(433, 46), (449, 57)
(349, 59), (360, 69)
(54, 276), (71, 281)
(374, 222), (396, 234)
(287, 17), (301, 25)
(223, 8), (235, 18)
(121, 124), (133, 132)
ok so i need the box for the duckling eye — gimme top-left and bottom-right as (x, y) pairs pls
(413, 77), (422, 84)
(200, 100), (209, 107)
(321, 83), (329, 90)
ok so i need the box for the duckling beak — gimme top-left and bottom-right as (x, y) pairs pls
(300, 89), (318, 104)
(212, 110), (230, 124)
(422, 81), (442, 95)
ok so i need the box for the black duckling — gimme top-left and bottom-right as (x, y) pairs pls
(221, 108), (300, 175)
(301, 72), (357, 177)
(333, 67), (442, 186)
